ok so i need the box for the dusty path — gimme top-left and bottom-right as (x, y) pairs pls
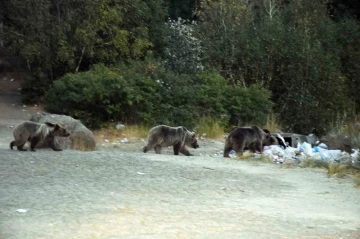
(0, 78), (360, 239)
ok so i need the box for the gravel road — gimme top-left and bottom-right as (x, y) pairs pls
(1, 80), (360, 239)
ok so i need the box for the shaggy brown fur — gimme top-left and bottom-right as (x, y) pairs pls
(143, 125), (199, 156)
(224, 126), (272, 157)
(10, 121), (70, 151)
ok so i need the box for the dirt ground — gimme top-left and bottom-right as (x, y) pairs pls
(0, 76), (360, 239)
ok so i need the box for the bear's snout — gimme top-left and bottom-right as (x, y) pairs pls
(192, 141), (199, 149)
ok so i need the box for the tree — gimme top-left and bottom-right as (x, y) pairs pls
(1, 0), (167, 102)
(197, 0), (357, 134)
(163, 18), (203, 75)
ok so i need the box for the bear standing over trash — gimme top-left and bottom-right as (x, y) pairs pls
(223, 126), (272, 157)
(143, 125), (199, 156)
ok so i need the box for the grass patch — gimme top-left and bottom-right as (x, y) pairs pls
(327, 163), (348, 178)
(233, 152), (272, 163)
(353, 174), (360, 188)
(196, 117), (225, 139)
(264, 112), (282, 133)
(94, 123), (150, 142)
(301, 159), (329, 169)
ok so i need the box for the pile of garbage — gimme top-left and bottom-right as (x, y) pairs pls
(262, 142), (358, 165)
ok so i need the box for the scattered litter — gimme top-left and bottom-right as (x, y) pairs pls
(10, 78), (14, 82)
(21, 109), (26, 112)
(213, 150), (223, 157)
(262, 142), (354, 165)
(137, 172), (145, 175)
(351, 149), (358, 158)
(16, 209), (27, 213)
(203, 167), (214, 170)
(115, 123), (125, 130)
(229, 150), (237, 158)
(22, 105), (26, 108)
(300, 142), (313, 156)
(120, 138), (128, 143)
(8, 125), (14, 128)
(104, 139), (109, 143)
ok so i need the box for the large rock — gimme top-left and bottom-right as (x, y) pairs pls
(319, 134), (352, 154)
(30, 112), (96, 151)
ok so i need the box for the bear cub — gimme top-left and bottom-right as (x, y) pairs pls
(10, 121), (70, 152)
(143, 125), (199, 156)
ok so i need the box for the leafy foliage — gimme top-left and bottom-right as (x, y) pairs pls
(1, 0), (166, 86)
(196, 0), (358, 135)
(2, 0), (360, 135)
(45, 59), (272, 129)
(163, 18), (203, 75)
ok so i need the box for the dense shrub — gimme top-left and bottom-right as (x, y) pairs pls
(45, 60), (273, 129)
(225, 84), (273, 127)
(21, 72), (52, 104)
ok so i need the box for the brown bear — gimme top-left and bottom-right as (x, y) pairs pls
(223, 125), (272, 157)
(143, 125), (199, 156)
(10, 121), (70, 152)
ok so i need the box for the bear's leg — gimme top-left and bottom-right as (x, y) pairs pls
(233, 140), (245, 156)
(254, 141), (263, 153)
(17, 142), (27, 151)
(30, 136), (41, 152)
(179, 147), (192, 156)
(46, 136), (62, 151)
(10, 141), (15, 150)
(154, 145), (162, 154)
(247, 142), (256, 153)
(223, 142), (232, 157)
(173, 143), (182, 155)
(144, 137), (158, 153)
(10, 140), (27, 151)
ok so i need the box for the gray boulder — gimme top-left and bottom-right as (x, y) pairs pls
(30, 112), (96, 151)
(319, 134), (352, 154)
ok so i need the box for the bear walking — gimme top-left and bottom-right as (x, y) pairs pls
(224, 126), (273, 157)
(10, 121), (70, 151)
(143, 125), (199, 156)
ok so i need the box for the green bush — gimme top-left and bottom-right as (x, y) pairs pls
(226, 84), (273, 127)
(45, 60), (273, 129)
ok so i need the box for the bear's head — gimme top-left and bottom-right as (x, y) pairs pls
(186, 132), (199, 149)
(45, 122), (70, 137)
(262, 132), (279, 147)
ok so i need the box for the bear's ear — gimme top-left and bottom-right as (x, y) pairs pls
(54, 124), (60, 131)
(45, 122), (55, 127)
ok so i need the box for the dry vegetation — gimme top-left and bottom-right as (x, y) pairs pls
(93, 123), (150, 142)
(92, 114), (360, 187)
